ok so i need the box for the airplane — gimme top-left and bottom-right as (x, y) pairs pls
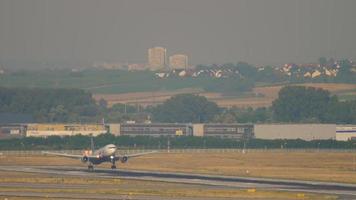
(43, 138), (156, 171)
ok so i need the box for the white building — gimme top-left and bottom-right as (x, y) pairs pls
(169, 54), (188, 70)
(148, 47), (167, 71)
(255, 124), (336, 141)
(336, 125), (356, 141)
(26, 124), (107, 137)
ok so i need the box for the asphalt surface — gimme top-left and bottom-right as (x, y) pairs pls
(0, 165), (356, 199)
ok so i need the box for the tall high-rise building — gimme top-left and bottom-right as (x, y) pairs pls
(148, 47), (167, 70)
(169, 54), (188, 70)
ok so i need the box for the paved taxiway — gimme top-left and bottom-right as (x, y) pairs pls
(0, 165), (356, 199)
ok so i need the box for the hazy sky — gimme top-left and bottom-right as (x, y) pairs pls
(0, 0), (355, 67)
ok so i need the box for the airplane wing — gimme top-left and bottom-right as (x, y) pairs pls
(43, 150), (158, 161)
(114, 150), (157, 161)
(125, 150), (158, 158)
(42, 151), (96, 159)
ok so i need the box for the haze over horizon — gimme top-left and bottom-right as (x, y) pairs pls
(0, 0), (356, 68)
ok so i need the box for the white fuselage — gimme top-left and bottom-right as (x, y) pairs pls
(93, 144), (117, 157)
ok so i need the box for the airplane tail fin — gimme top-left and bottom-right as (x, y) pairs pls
(90, 137), (95, 153)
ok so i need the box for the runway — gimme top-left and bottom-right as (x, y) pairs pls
(0, 165), (356, 199)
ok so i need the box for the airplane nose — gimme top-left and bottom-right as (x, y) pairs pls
(111, 146), (117, 153)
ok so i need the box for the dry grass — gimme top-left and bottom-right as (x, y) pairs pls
(225, 83), (356, 108)
(0, 171), (338, 200)
(0, 187), (337, 200)
(93, 88), (203, 107)
(120, 151), (356, 184)
(93, 83), (356, 108)
(0, 152), (347, 200)
(0, 172), (336, 200)
(1, 151), (355, 184)
(253, 83), (356, 98)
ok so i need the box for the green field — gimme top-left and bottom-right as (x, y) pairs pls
(0, 69), (249, 94)
(0, 70), (158, 93)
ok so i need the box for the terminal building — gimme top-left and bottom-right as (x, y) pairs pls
(109, 123), (254, 140)
(26, 124), (107, 137)
(119, 123), (193, 137)
(0, 122), (355, 141)
(197, 124), (254, 139)
(18, 123), (254, 140)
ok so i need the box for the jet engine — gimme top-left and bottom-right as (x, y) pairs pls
(120, 156), (128, 163)
(81, 156), (89, 163)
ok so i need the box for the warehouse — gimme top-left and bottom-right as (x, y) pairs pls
(255, 124), (336, 141)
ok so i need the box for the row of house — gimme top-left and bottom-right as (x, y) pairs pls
(154, 59), (356, 79)
(0, 123), (355, 141)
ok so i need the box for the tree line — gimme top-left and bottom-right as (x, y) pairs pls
(272, 86), (356, 123)
(150, 86), (356, 124)
(1, 86), (355, 124)
(0, 87), (147, 123)
(0, 87), (100, 122)
(0, 134), (354, 150)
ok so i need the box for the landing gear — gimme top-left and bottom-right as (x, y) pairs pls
(111, 159), (116, 170)
(88, 164), (94, 171)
